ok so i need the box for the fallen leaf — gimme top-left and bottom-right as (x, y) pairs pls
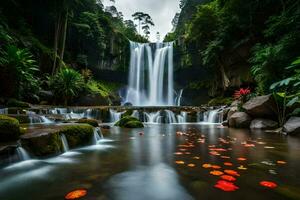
(214, 180), (239, 192)
(260, 181), (277, 189)
(210, 170), (224, 176)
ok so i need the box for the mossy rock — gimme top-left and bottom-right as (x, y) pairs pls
(59, 124), (94, 148)
(115, 116), (144, 128)
(0, 115), (22, 141)
(21, 131), (62, 156)
(121, 110), (133, 118)
(9, 114), (31, 124)
(7, 99), (30, 108)
(77, 118), (99, 127)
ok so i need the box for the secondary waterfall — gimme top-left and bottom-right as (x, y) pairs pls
(60, 134), (69, 152)
(124, 41), (175, 106)
(92, 128), (103, 144)
(16, 147), (30, 161)
(201, 109), (223, 123)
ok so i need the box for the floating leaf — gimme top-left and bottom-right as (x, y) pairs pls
(65, 189), (87, 200)
(224, 162), (233, 166)
(202, 164), (212, 168)
(212, 165), (222, 169)
(260, 181), (277, 189)
(174, 152), (183, 155)
(237, 165), (247, 170)
(237, 157), (247, 161)
(224, 170), (240, 177)
(221, 175), (236, 182)
(188, 163), (196, 167)
(277, 160), (287, 164)
(210, 170), (224, 176)
(214, 180), (239, 192)
(193, 156), (200, 160)
(175, 161), (185, 165)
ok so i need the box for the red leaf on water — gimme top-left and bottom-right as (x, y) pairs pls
(260, 181), (277, 189)
(214, 180), (239, 192)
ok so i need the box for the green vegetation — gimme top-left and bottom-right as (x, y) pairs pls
(59, 124), (94, 148)
(77, 118), (99, 127)
(0, 115), (22, 141)
(115, 116), (144, 128)
(208, 97), (232, 106)
(166, 0), (300, 106)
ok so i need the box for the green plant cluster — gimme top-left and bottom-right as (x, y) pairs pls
(115, 116), (144, 128)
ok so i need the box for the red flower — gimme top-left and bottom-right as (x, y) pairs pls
(234, 88), (251, 100)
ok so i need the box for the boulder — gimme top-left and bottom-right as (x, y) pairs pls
(21, 124), (94, 156)
(227, 107), (238, 119)
(222, 120), (229, 126)
(250, 119), (278, 130)
(242, 95), (276, 118)
(115, 116), (144, 128)
(7, 99), (30, 108)
(228, 112), (252, 128)
(283, 117), (300, 135)
(0, 115), (22, 141)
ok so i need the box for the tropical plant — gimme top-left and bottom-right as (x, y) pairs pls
(49, 67), (85, 105)
(270, 57), (300, 126)
(0, 45), (40, 100)
(233, 88), (251, 103)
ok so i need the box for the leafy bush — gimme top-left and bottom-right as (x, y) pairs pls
(0, 45), (40, 101)
(7, 99), (30, 108)
(49, 67), (85, 105)
(208, 97), (232, 106)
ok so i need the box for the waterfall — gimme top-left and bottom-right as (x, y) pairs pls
(40, 116), (53, 124)
(0, 108), (8, 115)
(92, 128), (103, 144)
(16, 147), (30, 161)
(165, 110), (177, 124)
(110, 109), (125, 123)
(144, 111), (162, 123)
(124, 41), (175, 106)
(60, 134), (69, 152)
(177, 111), (187, 123)
(131, 110), (139, 119)
(176, 89), (184, 106)
(201, 109), (223, 123)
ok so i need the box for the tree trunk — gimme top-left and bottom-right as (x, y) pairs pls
(58, 8), (69, 69)
(52, 13), (62, 75)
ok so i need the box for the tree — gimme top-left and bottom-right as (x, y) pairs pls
(132, 12), (154, 36)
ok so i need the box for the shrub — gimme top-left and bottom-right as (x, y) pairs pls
(208, 97), (233, 106)
(49, 67), (85, 105)
(7, 99), (30, 108)
(0, 115), (22, 141)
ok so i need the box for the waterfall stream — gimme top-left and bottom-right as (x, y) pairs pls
(124, 41), (175, 106)
(16, 147), (30, 161)
(60, 134), (69, 152)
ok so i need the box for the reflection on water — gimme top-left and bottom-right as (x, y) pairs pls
(0, 124), (300, 200)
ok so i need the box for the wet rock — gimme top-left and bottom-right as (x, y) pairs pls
(8, 114), (31, 124)
(228, 112), (252, 128)
(222, 120), (229, 126)
(21, 124), (94, 156)
(38, 90), (54, 102)
(222, 107), (230, 121)
(250, 119), (278, 130)
(101, 125), (111, 130)
(115, 116), (144, 128)
(242, 95), (276, 118)
(7, 99), (30, 108)
(283, 117), (300, 135)
(123, 102), (133, 107)
(0, 115), (22, 142)
(227, 107), (238, 119)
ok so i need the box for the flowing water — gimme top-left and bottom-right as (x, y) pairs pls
(60, 134), (69, 152)
(1, 124), (300, 200)
(124, 42), (175, 106)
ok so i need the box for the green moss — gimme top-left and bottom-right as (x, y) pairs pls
(7, 99), (30, 108)
(121, 110), (133, 118)
(208, 97), (233, 106)
(0, 115), (22, 141)
(77, 118), (99, 127)
(21, 132), (62, 156)
(59, 124), (94, 148)
(10, 115), (31, 124)
(115, 116), (144, 128)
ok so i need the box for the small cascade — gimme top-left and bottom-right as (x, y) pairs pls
(144, 111), (162, 123)
(131, 110), (140, 119)
(60, 134), (69, 152)
(202, 109), (223, 123)
(85, 109), (93, 119)
(110, 109), (125, 123)
(16, 147), (30, 161)
(177, 111), (187, 123)
(65, 111), (85, 120)
(92, 128), (103, 144)
(176, 89), (184, 106)
(165, 110), (177, 124)
(40, 116), (53, 124)
(0, 108), (8, 115)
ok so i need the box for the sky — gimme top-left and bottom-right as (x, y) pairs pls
(103, 0), (180, 42)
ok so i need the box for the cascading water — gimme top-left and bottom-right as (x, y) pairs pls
(60, 134), (69, 152)
(110, 109), (125, 123)
(16, 147), (30, 161)
(124, 41), (175, 106)
(165, 110), (177, 124)
(92, 128), (103, 144)
(0, 108), (8, 115)
(144, 111), (162, 123)
(176, 89), (184, 106)
(177, 111), (187, 123)
(201, 109), (223, 123)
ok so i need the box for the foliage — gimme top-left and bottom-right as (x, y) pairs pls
(208, 97), (232, 106)
(86, 80), (119, 98)
(233, 88), (251, 104)
(0, 45), (40, 101)
(270, 57), (300, 125)
(48, 67), (85, 105)
(77, 118), (99, 127)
